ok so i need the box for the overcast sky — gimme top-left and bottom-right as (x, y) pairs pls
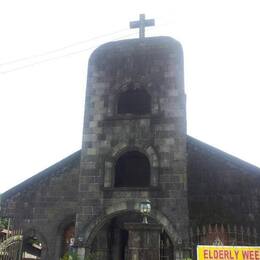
(0, 0), (260, 192)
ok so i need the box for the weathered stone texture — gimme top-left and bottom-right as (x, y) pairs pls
(1, 151), (80, 259)
(187, 137), (260, 230)
(1, 36), (260, 260)
(78, 36), (189, 245)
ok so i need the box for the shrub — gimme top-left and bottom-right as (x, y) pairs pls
(60, 251), (100, 260)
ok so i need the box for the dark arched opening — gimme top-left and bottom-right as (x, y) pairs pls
(117, 88), (151, 115)
(22, 236), (42, 259)
(60, 222), (75, 257)
(86, 212), (174, 260)
(114, 151), (150, 187)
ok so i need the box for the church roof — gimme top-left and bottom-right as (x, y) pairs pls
(187, 137), (260, 226)
(1, 137), (260, 200)
(187, 136), (260, 175)
(1, 150), (81, 201)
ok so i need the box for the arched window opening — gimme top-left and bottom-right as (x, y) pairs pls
(117, 88), (151, 115)
(115, 151), (150, 187)
(61, 223), (75, 257)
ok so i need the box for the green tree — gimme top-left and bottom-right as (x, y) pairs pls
(0, 217), (8, 230)
(0, 194), (8, 230)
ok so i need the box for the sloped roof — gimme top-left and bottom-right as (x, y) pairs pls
(188, 136), (260, 175)
(1, 150), (81, 200)
(2, 136), (259, 200)
(187, 136), (260, 226)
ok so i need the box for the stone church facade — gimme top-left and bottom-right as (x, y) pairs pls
(1, 35), (260, 260)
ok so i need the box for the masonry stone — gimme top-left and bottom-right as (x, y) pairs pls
(1, 35), (260, 260)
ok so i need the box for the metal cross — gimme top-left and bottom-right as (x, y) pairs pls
(130, 14), (155, 39)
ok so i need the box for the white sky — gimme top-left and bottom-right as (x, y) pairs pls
(0, 0), (260, 193)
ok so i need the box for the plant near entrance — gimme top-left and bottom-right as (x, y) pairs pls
(60, 251), (100, 260)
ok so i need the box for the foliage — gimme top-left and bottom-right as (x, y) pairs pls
(60, 251), (100, 260)
(60, 251), (78, 260)
(0, 217), (8, 230)
(85, 252), (100, 260)
(0, 194), (8, 230)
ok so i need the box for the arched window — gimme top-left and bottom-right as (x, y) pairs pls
(61, 223), (75, 257)
(117, 88), (151, 115)
(115, 151), (150, 187)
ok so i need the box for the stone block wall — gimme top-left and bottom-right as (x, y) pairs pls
(187, 137), (260, 231)
(77, 36), (189, 245)
(1, 151), (80, 259)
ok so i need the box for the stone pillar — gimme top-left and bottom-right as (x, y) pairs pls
(124, 223), (161, 260)
(95, 229), (109, 260)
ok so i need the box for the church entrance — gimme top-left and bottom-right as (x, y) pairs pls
(87, 212), (174, 260)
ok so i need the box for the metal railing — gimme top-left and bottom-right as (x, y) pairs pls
(0, 229), (23, 260)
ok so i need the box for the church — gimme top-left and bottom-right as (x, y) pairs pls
(1, 15), (260, 260)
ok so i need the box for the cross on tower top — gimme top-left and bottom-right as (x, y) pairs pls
(130, 14), (155, 39)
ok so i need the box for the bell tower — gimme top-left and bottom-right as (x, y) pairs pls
(76, 16), (189, 259)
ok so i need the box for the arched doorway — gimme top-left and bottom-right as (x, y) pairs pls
(85, 212), (174, 260)
(60, 222), (75, 257)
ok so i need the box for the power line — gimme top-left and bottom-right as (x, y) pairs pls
(0, 21), (175, 74)
(0, 19), (174, 69)
(0, 27), (129, 67)
(1, 46), (95, 74)
(0, 32), (137, 74)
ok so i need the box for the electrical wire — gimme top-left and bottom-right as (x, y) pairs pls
(0, 28), (129, 67)
(0, 20), (174, 74)
(0, 32), (137, 74)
